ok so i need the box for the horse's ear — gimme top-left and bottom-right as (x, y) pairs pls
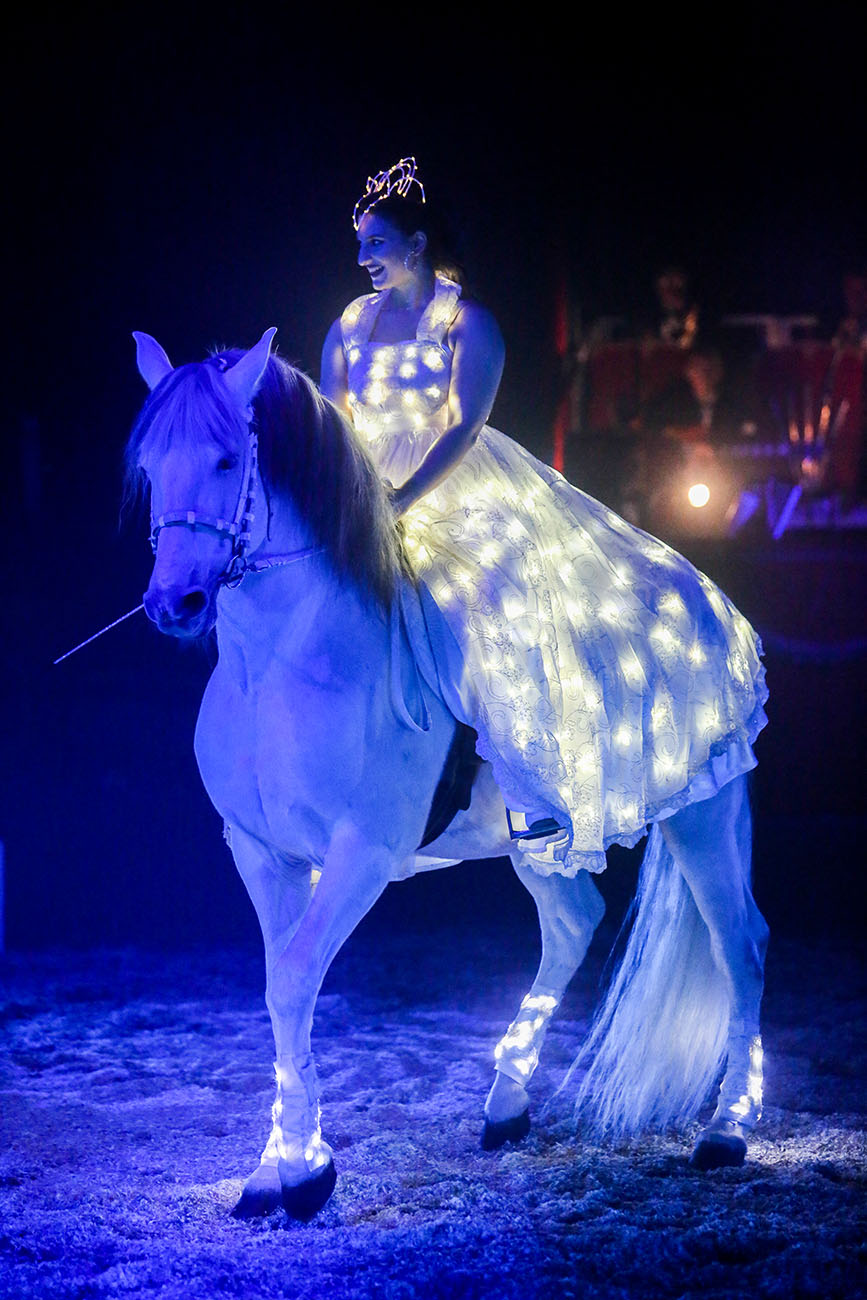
(223, 327), (278, 412)
(133, 331), (174, 390)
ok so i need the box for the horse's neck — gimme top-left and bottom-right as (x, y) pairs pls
(215, 555), (386, 685)
(214, 489), (389, 683)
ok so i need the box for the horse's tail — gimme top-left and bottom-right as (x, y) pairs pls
(563, 789), (750, 1134)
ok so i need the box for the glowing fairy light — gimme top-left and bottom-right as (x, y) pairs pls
(614, 725), (631, 748)
(650, 623), (676, 651)
(399, 361), (417, 378)
(658, 591), (684, 615)
(643, 542), (672, 564)
(688, 482), (711, 508)
(621, 653), (643, 684)
(352, 156), (426, 230)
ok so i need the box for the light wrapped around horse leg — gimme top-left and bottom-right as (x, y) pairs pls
(270, 1055), (336, 1219)
(232, 1054), (335, 1219)
(494, 990), (560, 1087)
(691, 1032), (763, 1170)
(483, 990), (560, 1149)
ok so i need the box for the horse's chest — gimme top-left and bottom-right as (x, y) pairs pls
(193, 668), (389, 855)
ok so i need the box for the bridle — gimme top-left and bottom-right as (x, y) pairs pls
(148, 366), (321, 587)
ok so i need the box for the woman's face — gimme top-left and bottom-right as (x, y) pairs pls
(356, 212), (421, 291)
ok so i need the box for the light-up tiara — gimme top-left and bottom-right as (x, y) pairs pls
(352, 156), (426, 230)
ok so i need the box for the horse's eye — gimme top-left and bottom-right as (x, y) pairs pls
(216, 455), (237, 472)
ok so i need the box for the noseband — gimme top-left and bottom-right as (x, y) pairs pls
(149, 359), (320, 585)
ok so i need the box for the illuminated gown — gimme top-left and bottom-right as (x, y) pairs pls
(340, 272), (768, 876)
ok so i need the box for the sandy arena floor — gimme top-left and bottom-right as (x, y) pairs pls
(1, 860), (864, 1300)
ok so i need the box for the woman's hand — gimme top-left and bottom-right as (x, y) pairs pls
(383, 479), (409, 517)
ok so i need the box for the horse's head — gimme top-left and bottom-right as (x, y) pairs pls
(129, 328), (276, 638)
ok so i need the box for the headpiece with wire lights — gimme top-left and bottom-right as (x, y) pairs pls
(352, 156), (426, 231)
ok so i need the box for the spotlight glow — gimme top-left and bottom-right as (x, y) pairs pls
(687, 482), (711, 508)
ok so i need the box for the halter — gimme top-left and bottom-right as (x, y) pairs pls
(148, 362), (321, 586)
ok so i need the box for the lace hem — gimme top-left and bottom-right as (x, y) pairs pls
(472, 664), (769, 878)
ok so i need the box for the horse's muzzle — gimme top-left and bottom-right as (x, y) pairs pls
(144, 584), (216, 638)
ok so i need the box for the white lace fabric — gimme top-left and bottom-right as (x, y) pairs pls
(341, 275), (769, 875)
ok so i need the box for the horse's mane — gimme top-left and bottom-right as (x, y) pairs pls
(124, 349), (408, 609)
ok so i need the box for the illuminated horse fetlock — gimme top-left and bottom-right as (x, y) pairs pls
(127, 329), (768, 1221)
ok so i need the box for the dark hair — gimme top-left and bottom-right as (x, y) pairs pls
(368, 193), (467, 287)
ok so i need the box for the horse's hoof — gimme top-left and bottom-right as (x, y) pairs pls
(231, 1164), (283, 1218)
(690, 1120), (748, 1171)
(280, 1158), (337, 1221)
(481, 1107), (531, 1151)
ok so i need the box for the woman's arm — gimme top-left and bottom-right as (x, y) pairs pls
(392, 301), (506, 514)
(320, 318), (351, 417)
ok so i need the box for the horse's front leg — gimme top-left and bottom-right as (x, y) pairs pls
(225, 825), (316, 1219)
(258, 821), (394, 1220)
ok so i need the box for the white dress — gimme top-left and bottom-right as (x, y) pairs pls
(340, 273), (769, 876)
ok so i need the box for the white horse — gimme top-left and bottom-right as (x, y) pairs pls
(127, 328), (769, 1222)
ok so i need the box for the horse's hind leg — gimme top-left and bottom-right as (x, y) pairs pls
(482, 860), (605, 1149)
(659, 775), (769, 1169)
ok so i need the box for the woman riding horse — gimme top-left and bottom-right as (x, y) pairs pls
(125, 158), (769, 1221)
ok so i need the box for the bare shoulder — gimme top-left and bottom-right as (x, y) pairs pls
(449, 298), (505, 356)
(322, 317), (343, 350)
(320, 317), (348, 401)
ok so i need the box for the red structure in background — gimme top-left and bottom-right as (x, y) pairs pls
(577, 339), (865, 502)
(551, 273), (572, 474)
(584, 342), (693, 435)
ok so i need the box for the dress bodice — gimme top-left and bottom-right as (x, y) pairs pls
(341, 273), (462, 454)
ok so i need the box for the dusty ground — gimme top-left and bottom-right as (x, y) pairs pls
(1, 864), (865, 1300)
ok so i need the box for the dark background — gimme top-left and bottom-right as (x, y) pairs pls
(2, 12), (865, 952)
